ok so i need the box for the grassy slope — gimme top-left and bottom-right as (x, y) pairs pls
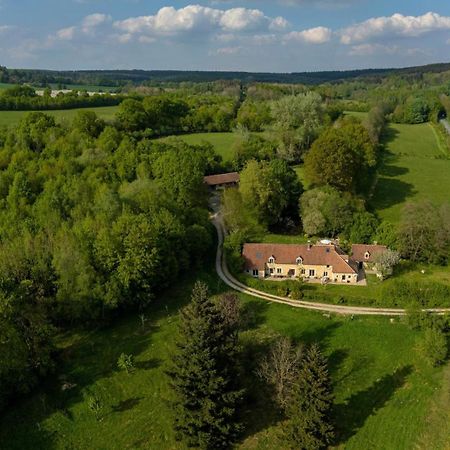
(0, 106), (119, 127)
(0, 269), (446, 450)
(370, 122), (450, 223)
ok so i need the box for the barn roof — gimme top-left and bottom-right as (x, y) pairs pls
(204, 172), (240, 186)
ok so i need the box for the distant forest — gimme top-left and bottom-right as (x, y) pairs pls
(1, 62), (450, 87)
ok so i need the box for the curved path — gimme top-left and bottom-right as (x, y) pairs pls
(212, 213), (450, 316)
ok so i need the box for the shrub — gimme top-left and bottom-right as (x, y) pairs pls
(418, 328), (448, 366)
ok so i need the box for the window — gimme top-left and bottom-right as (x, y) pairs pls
(341, 275), (346, 280)
(270, 268), (274, 274)
(277, 268), (282, 274)
(296, 256), (303, 265)
(309, 269), (315, 277)
(268, 256), (275, 263)
(301, 269), (305, 275)
(324, 271), (328, 277)
(364, 252), (370, 260)
(252, 269), (258, 276)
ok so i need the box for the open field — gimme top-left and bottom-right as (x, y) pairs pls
(370, 122), (450, 223)
(158, 132), (238, 162)
(0, 269), (446, 450)
(0, 106), (120, 127)
(0, 83), (18, 90)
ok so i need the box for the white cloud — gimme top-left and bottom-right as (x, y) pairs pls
(349, 43), (399, 56)
(114, 5), (288, 38)
(285, 26), (332, 44)
(82, 13), (111, 29)
(0, 25), (13, 34)
(215, 46), (242, 55)
(269, 16), (290, 31)
(341, 12), (450, 44)
(56, 26), (76, 41)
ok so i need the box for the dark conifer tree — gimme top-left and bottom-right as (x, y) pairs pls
(286, 343), (334, 450)
(167, 281), (243, 449)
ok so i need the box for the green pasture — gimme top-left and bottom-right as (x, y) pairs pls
(0, 269), (446, 449)
(370, 122), (450, 223)
(158, 132), (238, 162)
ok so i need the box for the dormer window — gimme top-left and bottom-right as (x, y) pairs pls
(296, 256), (303, 265)
(364, 251), (371, 260)
(268, 256), (275, 264)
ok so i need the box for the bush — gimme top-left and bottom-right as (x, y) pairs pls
(418, 328), (448, 366)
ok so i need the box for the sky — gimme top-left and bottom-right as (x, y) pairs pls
(1, 0), (450, 72)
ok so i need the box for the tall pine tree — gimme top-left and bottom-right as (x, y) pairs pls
(167, 281), (243, 449)
(286, 343), (334, 450)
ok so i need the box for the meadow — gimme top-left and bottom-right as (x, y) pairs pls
(0, 269), (447, 450)
(0, 106), (120, 127)
(157, 132), (239, 162)
(370, 122), (450, 223)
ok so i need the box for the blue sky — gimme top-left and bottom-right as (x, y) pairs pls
(1, 0), (450, 72)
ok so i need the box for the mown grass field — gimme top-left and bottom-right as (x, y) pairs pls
(157, 132), (238, 162)
(0, 269), (447, 450)
(0, 106), (120, 127)
(370, 122), (450, 223)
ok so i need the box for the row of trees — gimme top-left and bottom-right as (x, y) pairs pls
(0, 85), (121, 110)
(0, 110), (216, 410)
(116, 94), (239, 135)
(168, 282), (334, 449)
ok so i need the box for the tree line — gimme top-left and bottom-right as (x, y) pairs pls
(0, 110), (217, 411)
(0, 85), (122, 111)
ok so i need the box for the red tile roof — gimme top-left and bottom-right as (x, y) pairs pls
(351, 244), (387, 263)
(204, 172), (239, 186)
(242, 243), (357, 274)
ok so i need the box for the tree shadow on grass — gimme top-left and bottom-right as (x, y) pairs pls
(111, 396), (144, 413)
(371, 177), (416, 211)
(240, 300), (270, 331)
(381, 125), (400, 145)
(333, 365), (413, 444)
(327, 348), (350, 381)
(134, 358), (162, 370)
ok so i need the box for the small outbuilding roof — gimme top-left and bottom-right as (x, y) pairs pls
(351, 244), (387, 262)
(204, 172), (240, 186)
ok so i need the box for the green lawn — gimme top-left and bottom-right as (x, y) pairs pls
(370, 122), (450, 223)
(0, 269), (447, 449)
(157, 132), (238, 162)
(0, 106), (120, 127)
(0, 83), (18, 91)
